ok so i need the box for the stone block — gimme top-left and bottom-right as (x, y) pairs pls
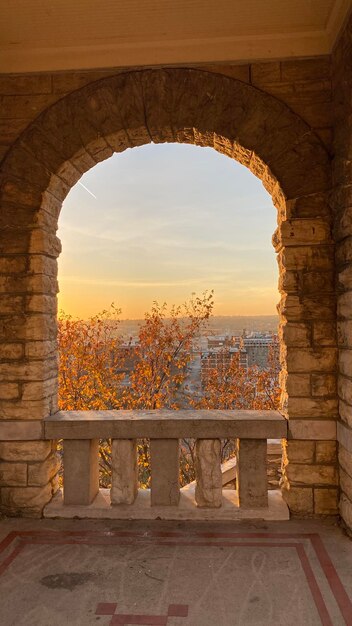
(0, 398), (52, 420)
(285, 347), (337, 373)
(0, 462), (27, 486)
(287, 419), (337, 441)
(285, 463), (338, 486)
(311, 374), (336, 397)
(251, 62), (281, 84)
(0, 295), (24, 315)
(28, 452), (60, 487)
(338, 267), (352, 291)
(279, 246), (333, 272)
(279, 219), (331, 246)
(340, 468), (352, 503)
(22, 378), (57, 401)
(0, 383), (19, 400)
(281, 58), (331, 81)
(24, 340), (57, 359)
(338, 400), (352, 429)
(338, 321), (352, 348)
(340, 493), (352, 532)
(338, 444), (352, 478)
(0, 483), (52, 517)
(314, 488), (339, 514)
(63, 439), (99, 505)
(283, 440), (315, 463)
(283, 373), (310, 397)
(287, 397), (338, 419)
(0, 74), (52, 95)
(337, 291), (352, 319)
(195, 439), (222, 508)
(338, 375), (352, 406)
(312, 321), (336, 347)
(315, 441), (337, 464)
(280, 322), (311, 347)
(0, 440), (51, 461)
(111, 439), (138, 505)
(337, 420), (352, 454)
(150, 439), (180, 506)
(236, 439), (268, 508)
(281, 483), (314, 514)
(279, 294), (335, 322)
(302, 273), (334, 296)
(339, 349), (352, 377)
(0, 343), (23, 360)
(0, 420), (44, 440)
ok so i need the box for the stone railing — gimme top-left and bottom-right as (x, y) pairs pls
(43, 409), (288, 520)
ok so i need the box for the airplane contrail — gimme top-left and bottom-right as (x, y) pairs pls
(77, 180), (97, 199)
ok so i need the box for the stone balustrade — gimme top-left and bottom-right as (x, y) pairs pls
(43, 409), (287, 519)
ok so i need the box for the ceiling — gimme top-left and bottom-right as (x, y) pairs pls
(0, 0), (351, 73)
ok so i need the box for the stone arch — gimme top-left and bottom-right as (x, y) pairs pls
(0, 69), (337, 517)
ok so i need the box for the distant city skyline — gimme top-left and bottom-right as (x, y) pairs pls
(58, 143), (278, 319)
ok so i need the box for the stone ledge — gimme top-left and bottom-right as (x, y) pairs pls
(44, 409), (287, 440)
(44, 486), (289, 521)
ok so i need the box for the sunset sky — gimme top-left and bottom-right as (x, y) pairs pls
(58, 143), (278, 319)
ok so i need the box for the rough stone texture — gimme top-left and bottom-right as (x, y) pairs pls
(195, 439), (222, 508)
(281, 483), (314, 515)
(314, 488), (339, 515)
(0, 462), (27, 486)
(0, 440), (52, 461)
(316, 441), (337, 464)
(150, 439), (180, 506)
(0, 483), (53, 517)
(236, 439), (268, 508)
(333, 11), (352, 532)
(283, 440), (315, 464)
(111, 439), (138, 505)
(27, 451), (60, 487)
(0, 52), (342, 517)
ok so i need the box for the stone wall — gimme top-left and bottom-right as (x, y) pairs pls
(332, 11), (352, 533)
(0, 56), (340, 518)
(0, 57), (333, 167)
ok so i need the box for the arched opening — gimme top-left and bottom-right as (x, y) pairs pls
(58, 142), (281, 490)
(0, 69), (337, 518)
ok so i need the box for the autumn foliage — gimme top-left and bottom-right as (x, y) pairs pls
(58, 293), (280, 487)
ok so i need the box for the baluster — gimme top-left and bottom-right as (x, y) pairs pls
(150, 439), (180, 506)
(63, 439), (99, 505)
(236, 438), (268, 508)
(111, 439), (138, 505)
(195, 438), (222, 508)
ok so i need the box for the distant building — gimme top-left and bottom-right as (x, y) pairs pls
(242, 333), (274, 368)
(201, 346), (248, 380)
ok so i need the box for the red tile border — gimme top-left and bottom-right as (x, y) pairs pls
(0, 530), (351, 626)
(110, 616), (167, 625)
(167, 604), (188, 617)
(96, 603), (118, 615)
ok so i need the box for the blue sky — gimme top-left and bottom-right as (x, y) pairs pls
(58, 143), (278, 319)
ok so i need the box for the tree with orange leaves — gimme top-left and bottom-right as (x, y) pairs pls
(58, 292), (214, 486)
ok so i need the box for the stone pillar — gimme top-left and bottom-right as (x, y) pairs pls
(332, 10), (352, 532)
(63, 439), (99, 505)
(195, 439), (222, 508)
(274, 205), (339, 516)
(236, 439), (268, 508)
(111, 439), (138, 505)
(0, 220), (62, 516)
(150, 439), (180, 506)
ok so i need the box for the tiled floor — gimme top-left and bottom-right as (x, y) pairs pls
(0, 517), (351, 625)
